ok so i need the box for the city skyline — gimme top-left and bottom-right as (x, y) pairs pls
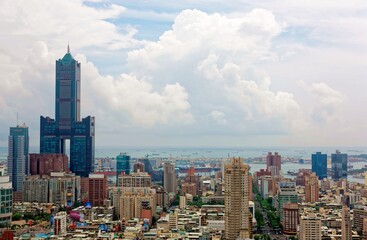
(1, 1), (367, 147)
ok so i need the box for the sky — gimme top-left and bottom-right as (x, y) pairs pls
(0, 0), (367, 148)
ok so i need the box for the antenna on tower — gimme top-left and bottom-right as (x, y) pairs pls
(17, 112), (19, 127)
(67, 42), (70, 53)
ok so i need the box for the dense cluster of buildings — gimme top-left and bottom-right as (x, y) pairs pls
(3, 47), (367, 240)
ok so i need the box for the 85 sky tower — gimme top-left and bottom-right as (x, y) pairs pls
(40, 46), (95, 177)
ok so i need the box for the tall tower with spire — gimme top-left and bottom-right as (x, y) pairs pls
(40, 46), (95, 177)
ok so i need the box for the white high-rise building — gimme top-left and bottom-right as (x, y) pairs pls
(0, 166), (12, 226)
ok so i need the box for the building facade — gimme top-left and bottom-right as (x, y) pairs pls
(266, 152), (281, 172)
(133, 162), (145, 173)
(342, 206), (352, 240)
(305, 173), (319, 203)
(163, 162), (177, 193)
(282, 203), (298, 235)
(182, 166), (202, 196)
(53, 212), (67, 235)
(7, 124), (29, 198)
(118, 172), (151, 188)
(353, 205), (367, 232)
(0, 167), (12, 226)
(311, 152), (327, 180)
(276, 182), (298, 221)
(23, 175), (49, 203)
(116, 153), (131, 177)
(87, 174), (107, 207)
(30, 153), (69, 176)
(331, 150), (348, 180)
(224, 157), (251, 240)
(49, 172), (81, 207)
(299, 213), (321, 240)
(40, 47), (95, 177)
(120, 189), (156, 222)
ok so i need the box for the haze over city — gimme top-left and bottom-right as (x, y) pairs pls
(1, 0), (367, 147)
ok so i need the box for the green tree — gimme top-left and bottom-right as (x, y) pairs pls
(255, 209), (265, 227)
(12, 213), (22, 221)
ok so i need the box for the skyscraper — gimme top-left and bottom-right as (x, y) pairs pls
(7, 124), (29, 200)
(305, 172), (319, 203)
(266, 152), (281, 174)
(311, 152), (327, 180)
(224, 157), (251, 240)
(342, 205), (352, 240)
(331, 150), (348, 180)
(40, 46), (95, 177)
(163, 162), (177, 193)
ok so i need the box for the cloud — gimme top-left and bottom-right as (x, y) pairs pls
(210, 111), (227, 125)
(1, 0), (366, 147)
(310, 82), (344, 124)
(126, 8), (305, 135)
(90, 72), (194, 127)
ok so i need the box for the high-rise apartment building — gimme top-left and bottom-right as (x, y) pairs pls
(113, 171), (152, 218)
(29, 153), (69, 176)
(23, 172), (81, 206)
(276, 182), (298, 221)
(120, 188), (156, 222)
(118, 171), (151, 188)
(266, 152), (281, 173)
(305, 172), (319, 203)
(224, 157), (251, 240)
(331, 150), (348, 180)
(49, 172), (81, 207)
(84, 174), (107, 207)
(0, 167), (12, 226)
(363, 218), (367, 240)
(152, 186), (168, 209)
(353, 205), (367, 233)
(311, 152), (327, 180)
(282, 203), (299, 235)
(299, 213), (321, 240)
(40, 46), (95, 177)
(23, 175), (49, 203)
(8, 123), (29, 201)
(53, 212), (67, 235)
(163, 162), (177, 193)
(342, 206), (352, 240)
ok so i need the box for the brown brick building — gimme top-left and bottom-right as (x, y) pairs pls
(29, 153), (69, 176)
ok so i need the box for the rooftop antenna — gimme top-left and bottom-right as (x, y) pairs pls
(67, 42), (70, 53)
(17, 112), (19, 126)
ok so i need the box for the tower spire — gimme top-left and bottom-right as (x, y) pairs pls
(67, 42), (70, 53)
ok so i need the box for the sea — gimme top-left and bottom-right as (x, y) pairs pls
(1, 146), (366, 183)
